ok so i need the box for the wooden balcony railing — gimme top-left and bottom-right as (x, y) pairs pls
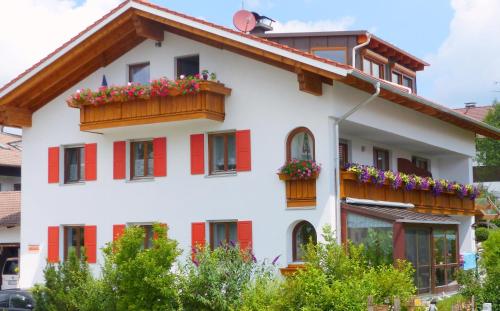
(71, 81), (231, 131)
(340, 171), (476, 216)
(278, 173), (317, 207)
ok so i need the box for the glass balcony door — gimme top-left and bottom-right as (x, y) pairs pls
(405, 228), (431, 294)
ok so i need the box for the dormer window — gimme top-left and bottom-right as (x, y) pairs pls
(392, 71), (414, 93)
(311, 47), (347, 64)
(363, 58), (384, 79)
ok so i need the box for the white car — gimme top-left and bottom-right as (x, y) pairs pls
(1, 258), (19, 290)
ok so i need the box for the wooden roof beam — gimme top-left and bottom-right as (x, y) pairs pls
(296, 69), (323, 96)
(133, 14), (164, 42)
(0, 106), (32, 127)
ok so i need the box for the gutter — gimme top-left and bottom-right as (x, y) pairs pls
(351, 33), (371, 68)
(331, 81), (380, 243)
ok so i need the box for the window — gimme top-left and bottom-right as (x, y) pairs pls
(208, 132), (236, 174)
(363, 58), (384, 79)
(2, 260), (18, 275)
(64, 147), (84, 183)
(176, 55), (199, 78)
(138, 224), (154, 249)
(10, 293), (34, 309)
(130, 140), (154, 179)
(13, 183), (21, 191)
(210, 222), (237, 250)
(433, 229), (458, 288)
(129, 62), (150, 84)
(347, 213), (393, 265)
(292, 221), (317, 262)
(392, 71), (414, 93)
(373, 147), (390, 170)
(64, 226), (84, 260)
(286, 127), (315, 161)
(412, 156), (429, 171)
(311, 47), (346, 64)
(339, 141), (349, 169)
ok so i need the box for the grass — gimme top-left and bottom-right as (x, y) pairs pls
(436, 294), (467, 311)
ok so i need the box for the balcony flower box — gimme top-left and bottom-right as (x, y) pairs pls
(341, 163), (478, 216)
(67, 77), (231, 131)
(278, 160), (321, 208)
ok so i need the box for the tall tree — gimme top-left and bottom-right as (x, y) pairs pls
(476, 102), (500, 166)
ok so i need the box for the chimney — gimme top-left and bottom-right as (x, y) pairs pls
(249, 12), (274, 34)
(465, 102), (476, 108)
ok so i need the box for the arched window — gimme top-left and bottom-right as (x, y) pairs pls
(292, 221), (317, 262)
(286, 127), (315, 161)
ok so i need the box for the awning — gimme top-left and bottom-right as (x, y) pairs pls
(342, 203), (460, 225)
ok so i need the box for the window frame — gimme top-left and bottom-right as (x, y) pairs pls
(292, 221), (317, 262)
(339, 140), (349, 169)
(412, 156), (430, 171)
(391, 70), (414, 92)
(286, 127), (316, 162)
(130, 140), (154, 180)
(128, 62), (150, 84)
(209, 221), (237, 250)
(310, 46), (347, 64)
(208, 131), (236, 175)
(175, 54), (200, 78)
(63, 226), (84, 261)
(362, 57), (384, 79)
(373, 147), (390, 170)
(64, 146), (84, 184)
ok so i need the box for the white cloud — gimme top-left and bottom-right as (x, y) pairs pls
(0, 0), (121, 87)
(420, 0), (500, 107)
(271, 16), (355, 33)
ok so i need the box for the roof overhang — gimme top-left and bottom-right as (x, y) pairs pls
(0, 0), (498, 140)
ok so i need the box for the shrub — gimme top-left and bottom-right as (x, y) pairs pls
(32, 249), (98, 311)
(275, 226), (416, 311)
(475, 227), (490, 242)
(436, 294), (467, 311)
(481, 229), (500, 309)
(179, 243), (276, 311)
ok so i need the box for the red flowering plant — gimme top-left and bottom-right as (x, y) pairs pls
(66, 73), (211, 107)
(279, 159), (321, 179)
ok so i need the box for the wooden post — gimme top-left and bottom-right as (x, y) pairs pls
(393, 297), (400, 311)
(367, 296), (374, 311)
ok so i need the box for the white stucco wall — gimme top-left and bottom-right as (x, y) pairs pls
(19, 31), (478, 287)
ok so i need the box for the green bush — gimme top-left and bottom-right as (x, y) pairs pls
(482, 229), (500, 309)
(178, 243), (276, 311)
(436, 294), (467, 311)
(475, 227), (490, 242)
(274, 226), (416, 311)
(32, 249), (98, 311)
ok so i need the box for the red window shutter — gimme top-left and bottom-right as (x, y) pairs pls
(190, 134), (205, 175)
(113, 224), (126, 241)
(236, 130), (251, 171)
(113, 141), (126, 179)
(153, 223), (168, 240)
(237, 221), (253, 251)
(84, 225), (97, 264)
(47, 226), (59, 263)
(85, 143), (97, 181)
(153, 137), (167, 177)
(191, 222), (206, 250)
(48, 147), (59, 183)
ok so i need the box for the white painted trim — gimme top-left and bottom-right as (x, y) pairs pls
(345, 197), (414, 209)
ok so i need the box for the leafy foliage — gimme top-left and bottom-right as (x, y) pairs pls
(476, 102), (500, 166)
(475, 227), (490, 242)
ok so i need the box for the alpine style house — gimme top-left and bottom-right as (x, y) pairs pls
(0, 0), (498, 294)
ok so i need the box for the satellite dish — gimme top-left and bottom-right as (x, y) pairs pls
(233, 10), (256, 33)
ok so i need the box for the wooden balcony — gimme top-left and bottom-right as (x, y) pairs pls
(278, 173), (317, 207)
(340, 171), (476, 216)
(70, 81), (231, 131)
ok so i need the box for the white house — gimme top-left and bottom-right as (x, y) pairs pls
(0, 0), (498, 294)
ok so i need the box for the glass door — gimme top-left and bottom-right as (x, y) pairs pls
(405, 228), (431, 294)
(432, 229), (458, 291)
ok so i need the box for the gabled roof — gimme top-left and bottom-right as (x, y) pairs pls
(0, 132), (21, 167)
(455, 105), (492, 122)
(0, 192), (20, 227)
(0, 0), (499, 139)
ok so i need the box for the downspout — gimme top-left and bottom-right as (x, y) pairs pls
(352, 33), (372, 68)
(332, 81), (380, 243)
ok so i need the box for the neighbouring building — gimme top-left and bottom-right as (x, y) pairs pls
(0, 0), (499, 294)
(0, 128), (21, 287)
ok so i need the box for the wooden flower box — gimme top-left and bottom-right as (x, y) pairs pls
(69, 81), (231, 131)
(279, 263), (305, 276)
(278, 173), (318, 208)
(340, 171), (476, 216)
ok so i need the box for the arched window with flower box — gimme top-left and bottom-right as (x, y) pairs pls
(278, 127), (321, 208)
